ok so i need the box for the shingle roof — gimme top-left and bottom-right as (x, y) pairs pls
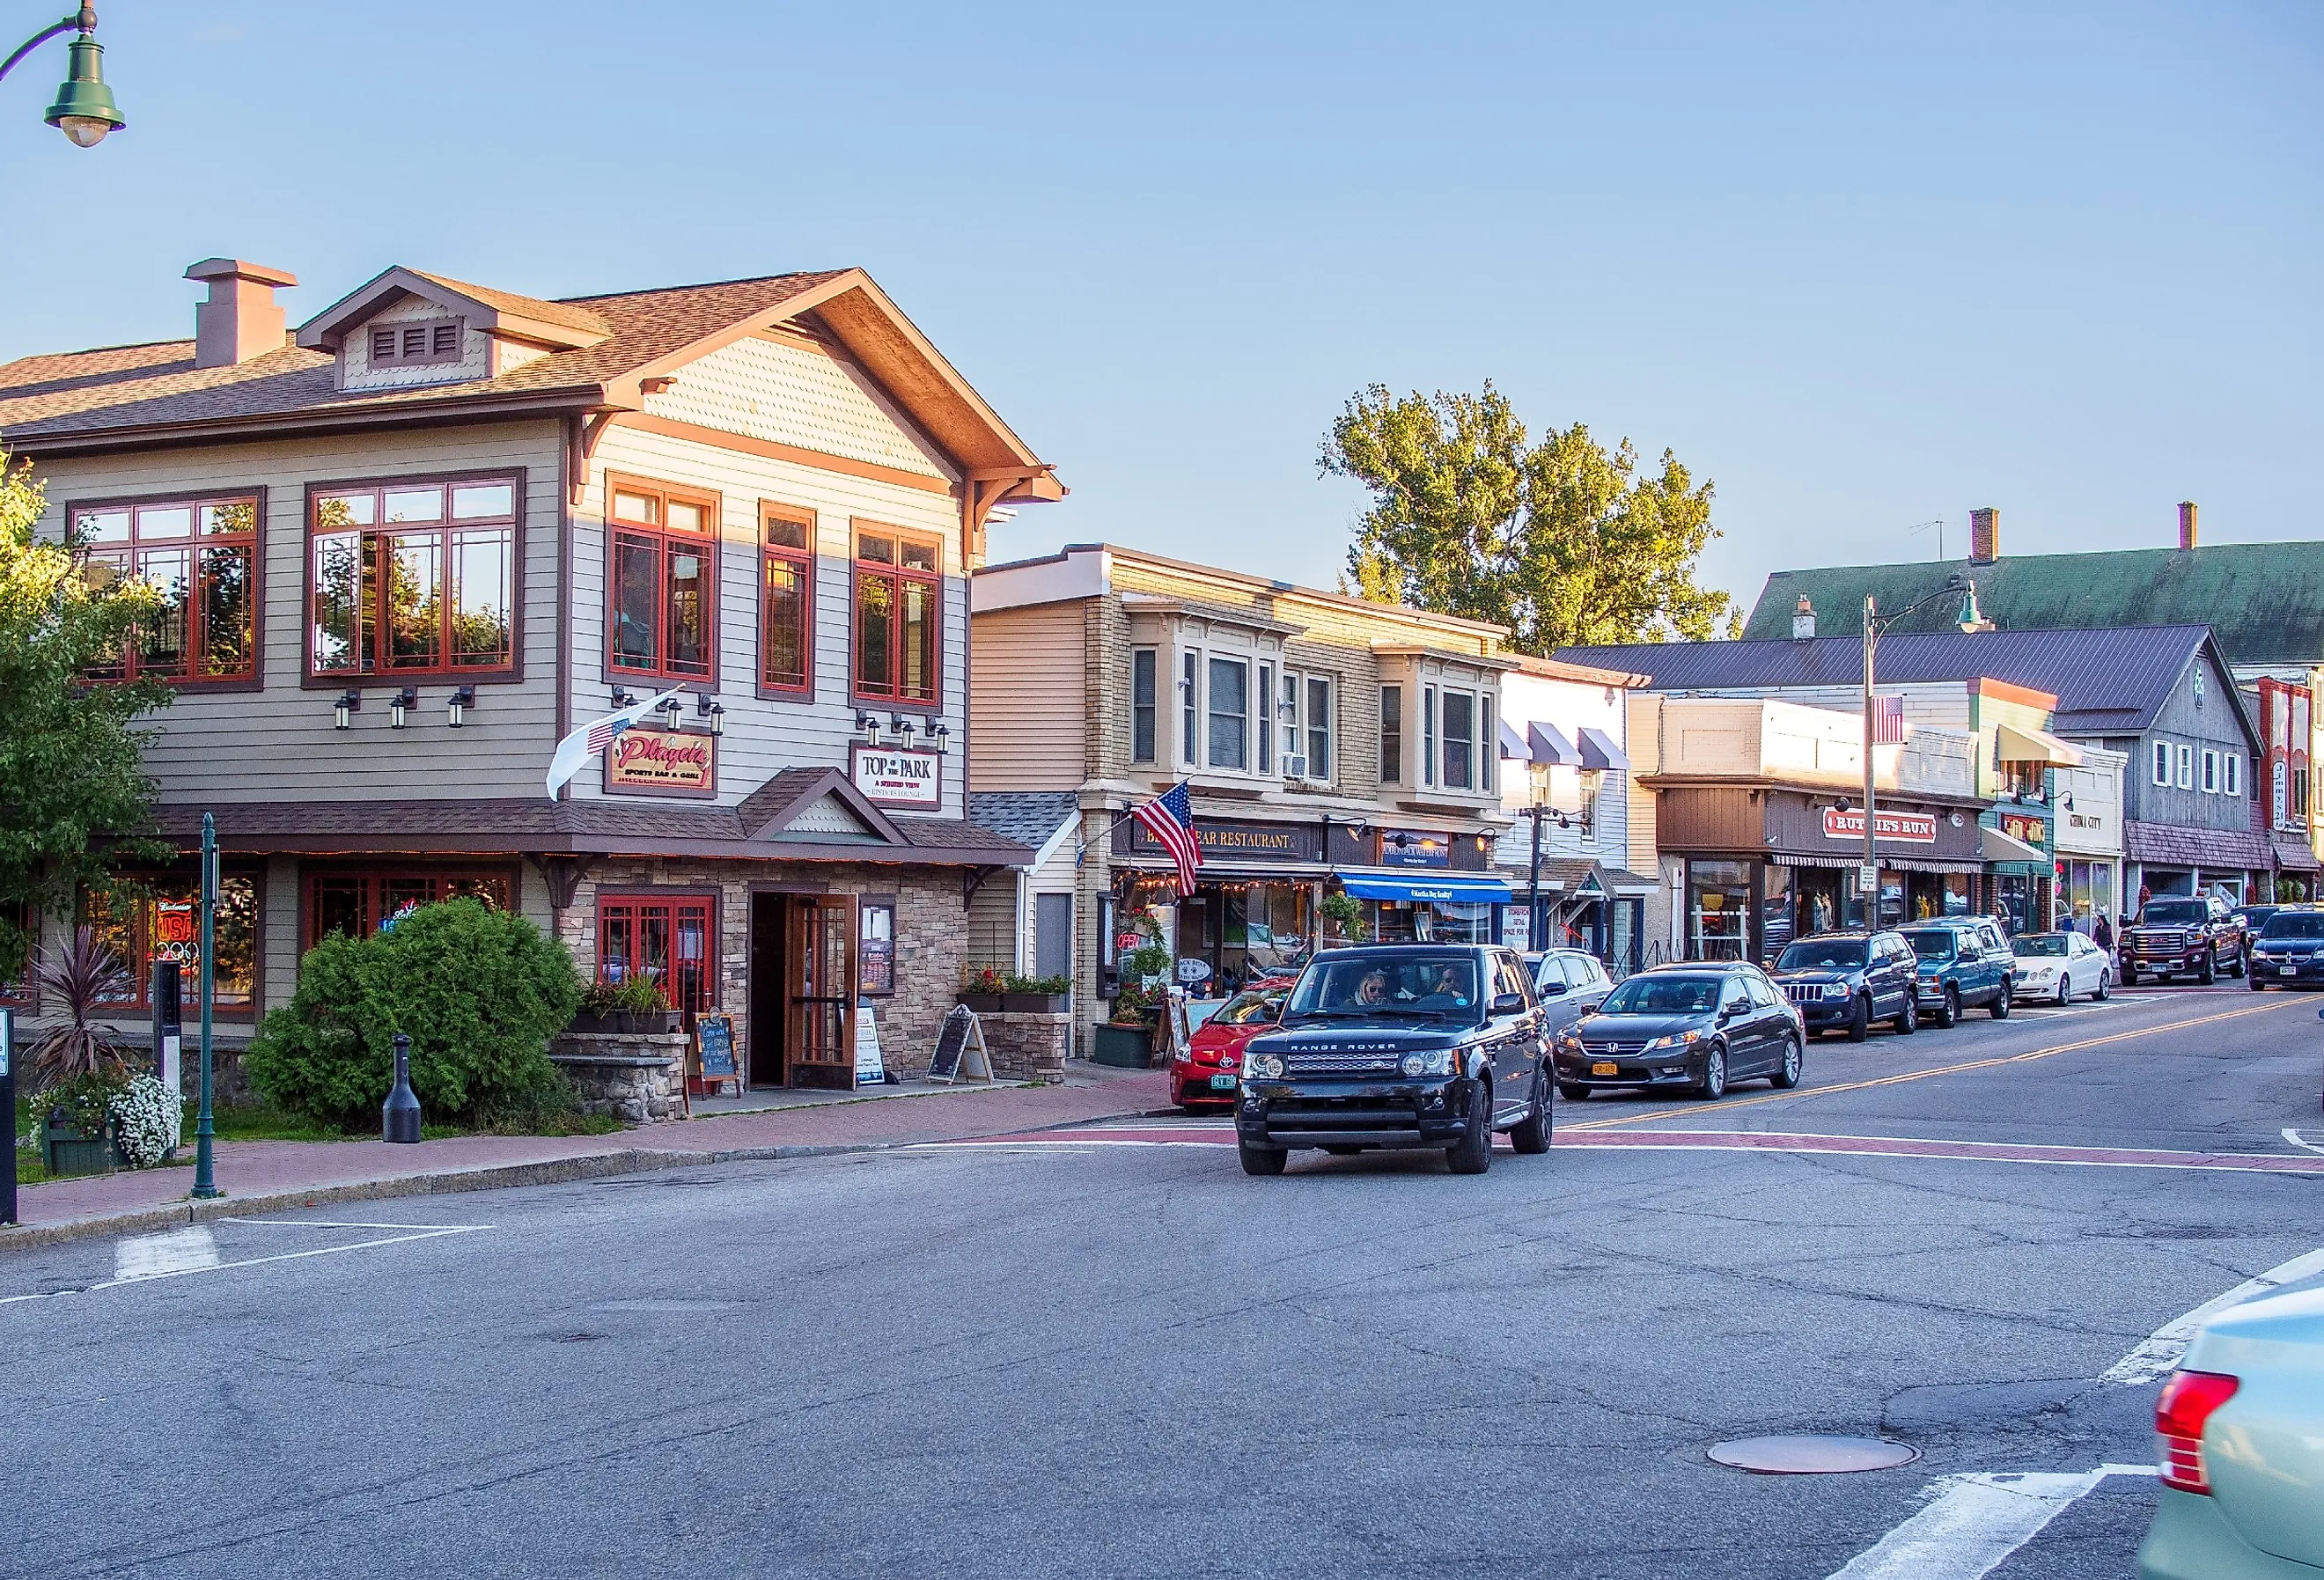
(967, 791), (1079, 850)
(1742, 547), (2324, 669)
(1556, 625), (2223, 735)
(0, 271), (846, 445)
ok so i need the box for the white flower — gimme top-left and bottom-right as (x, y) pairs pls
(108, 1075), (183, 1170)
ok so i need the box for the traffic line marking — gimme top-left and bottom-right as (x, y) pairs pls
(2100, 1246), (2324, 1385)
(2283, 1129), (2324, 1157)
(1565, 997), (2298, 1131)
(1825, 1466), (2153, 1580)
(1558, 1128), (2324, 1175)
(0, 1224), (489, 1305)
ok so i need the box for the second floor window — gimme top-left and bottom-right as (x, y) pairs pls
(311, 479), (515, 678)
(1302, 674), (1333, 781)
(1442, 688), (1475, 790)
(852, 525), (938, 704)
(1130, 648), (1157, 763)
(1379, 685), (1401, 783)
(2152, 740), (2172, 786)
(761, 506), (813, 696)
(1207, 655), (1248, 769)
(609, 478), (717, 682)
(77, 495), (259, 683)
(2225, 752), (2242, 797)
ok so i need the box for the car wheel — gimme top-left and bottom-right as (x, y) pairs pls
(1893, 994), (1917, 1035)
(2251, 969), (2268, 991)
(2095, 969), (2110, 1001)
(1990, 982), (2011, 1019)
(2199, 951), (2216, 985)
(1239, 1143), (1287, 1176)
(1558, 1083), (1591, 1101)
(1769, 1035), (1802, 1090)
(1846, 993), (1871, 1043)
(2058, 975), (2073, 1007)
(2230, 947), (2247, 979)
(2121, 961), (2138, 988)
(1933, 986), (1960, 1028)
(1695, 1043), (1728, 1100)
(1446, 1083), (1492, 1174)
(1510, 1074), (1551, 1155)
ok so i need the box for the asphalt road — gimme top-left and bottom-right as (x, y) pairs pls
(4, 978), (2320, 1580)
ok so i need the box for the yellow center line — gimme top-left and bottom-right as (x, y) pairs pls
(1562, 998), (2301, 1131)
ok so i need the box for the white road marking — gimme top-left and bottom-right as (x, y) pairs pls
(2100, 1246), (2324, 1385)
(114, 1226), (220, 1282)
(1825, 1466), (2151, 1580)
(0, 1224), (489, 1305)
(2282, 1129), (2324, 1157)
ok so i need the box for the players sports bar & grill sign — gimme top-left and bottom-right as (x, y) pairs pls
(605, 725), (717, 797)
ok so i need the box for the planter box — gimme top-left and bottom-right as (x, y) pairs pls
(959, 992), (1004, 1014)
(568, 1009), (681, 1036)
(1002, 992), (1070, 1014)
(1090, 1022), (1154, 1068)
(41, 1114), (114, 1179)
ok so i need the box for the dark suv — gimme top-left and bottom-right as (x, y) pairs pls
(2121, 896), (2247, 986)
(1898, 918), (2015, 1026)
(1235, 944), (1550, 1176)
(1767, 931), (1918, 1041)
(1550, 961), (1803, 1100)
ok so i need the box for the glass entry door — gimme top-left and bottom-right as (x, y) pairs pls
(787, 894), (857, 1089)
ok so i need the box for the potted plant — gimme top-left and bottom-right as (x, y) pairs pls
(1092, 940), (1172, 1067)
(1002, 972), (1071, 1013)
(571, 974), (679, 1034)
(39, 1072), (122, 1178)
(1320, 891), (1371, 945)
(959, 965), (1006, 1014)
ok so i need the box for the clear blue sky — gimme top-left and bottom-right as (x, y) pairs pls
(4, 1), (2315, 616)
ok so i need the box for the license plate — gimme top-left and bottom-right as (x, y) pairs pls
(1209, 1072), (1238, 1090)
(2283, 966), (2298, 978)
(1591, 1061), (1619, 1077)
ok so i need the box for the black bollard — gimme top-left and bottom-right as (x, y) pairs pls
(383, 1032), (422, 1144)
(2, 1008), (16, 1226)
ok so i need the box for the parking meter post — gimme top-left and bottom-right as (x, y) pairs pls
(151, 959), (181, 1093)
(190, 811), (222, 1200)
(2, 1008), (16, 1227)
(383, 1032), (422, 1144)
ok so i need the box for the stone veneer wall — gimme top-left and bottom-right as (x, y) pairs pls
(555, 860), (971, 1083)
(549, 1031), (687, 1122)
(977, 1010), (1070, 1084)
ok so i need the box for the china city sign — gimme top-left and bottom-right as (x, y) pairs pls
(1821, 806), (1938, 844)
(850, 742), (941, 811)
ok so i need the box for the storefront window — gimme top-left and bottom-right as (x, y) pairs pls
(307, 868), (512, 950)
(86, 876), (258, 1010)
(1687, 860), (1751, 960)
(599, 893), (717, 1022)
(1173, 880), (1313, 992)
(1759, 865), (1794, 962)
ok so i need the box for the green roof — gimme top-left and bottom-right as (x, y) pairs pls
(1742, 542), (2324, 668)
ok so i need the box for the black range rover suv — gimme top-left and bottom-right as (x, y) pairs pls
(1234, 944), (1550, 1177)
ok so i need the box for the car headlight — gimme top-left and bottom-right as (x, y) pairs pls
(1555, 1032), (1583, 1050)
(1245, 1050), (1283, 1079)
(1400, 1047), (1457, 1077)
(1819, 983), (1850, 1000)
(1400, 1052), (1427, 1077)
(1644, 1030), (1702, 1051)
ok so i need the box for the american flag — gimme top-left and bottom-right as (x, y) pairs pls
(544, 686), (683, 799)
(1870, 694), (1906, 745)
(1134, 781), (1203, 895)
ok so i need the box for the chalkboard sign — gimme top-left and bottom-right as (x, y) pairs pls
(695, 1013), (738, 1081)
(928, 1004), (994, 1084)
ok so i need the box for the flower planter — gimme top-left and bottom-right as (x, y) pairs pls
(1002, 992), (1070, 1014)
(41, 1113), (114, 1179)
(569, 1010), (682, 1036)
(959, 992), (1004, 1014)
(1090, 1021), (1154, 1068)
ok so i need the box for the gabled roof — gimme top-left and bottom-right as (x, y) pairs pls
(0, 267), (1060, 500)
(1557, 625), (2253, 742)
(967, 791), (1079, 862)
(1742, 546), (2324, 669)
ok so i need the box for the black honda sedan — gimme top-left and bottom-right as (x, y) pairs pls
(1550, 962), (1803, 1101)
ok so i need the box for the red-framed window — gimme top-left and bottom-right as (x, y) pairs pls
(74, 495), (260, 684)
(761, 503), (814, 697)
(851, 522), (939, 706)
(607, 475), (717, 684)
(597, 893), (717, 1022)
(309, 476), (517, 678)
(305, 868), (514, 952)
(85, 872), (261, 1013)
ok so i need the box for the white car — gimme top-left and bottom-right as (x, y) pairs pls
(2010, 931), (2113, 1005)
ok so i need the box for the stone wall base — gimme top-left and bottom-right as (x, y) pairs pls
(550, 1031), (688, 1123)
(975, 1010), (1070, 1084)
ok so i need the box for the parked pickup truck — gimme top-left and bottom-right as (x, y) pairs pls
(2121, 896), (2247, 986)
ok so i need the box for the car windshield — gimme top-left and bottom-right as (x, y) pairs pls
(1904, 932), (1956, 962)
(2143, 900), (2209, 925)
(1211, 989), (1285, 1026)
(2014, 935), (2069, 957)
(1776, 939), (1865, 971)
(1599, 974), (1724, 1015)
(2261, 913), (2324, 940)
(1283, 952), (1482, 1022)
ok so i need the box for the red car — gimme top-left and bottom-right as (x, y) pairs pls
(1169, 988), (1287, 1110)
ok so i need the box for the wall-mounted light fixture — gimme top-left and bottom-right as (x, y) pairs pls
(890, 713), (915, 744)
(658, 692), (683, 728)
(610, 686), (634, 711)
(924, 717), (950, 749)
(333, 688), (361, 730)
(389, 687), (417, 729)
(447, 684), (476, 728)
(854, 710), (879, 738)
(697, 693), (724, 736)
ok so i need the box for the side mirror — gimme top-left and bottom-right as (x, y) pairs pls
(1537, 978), (1568, 997)
(1490, 992), (1527, 1017)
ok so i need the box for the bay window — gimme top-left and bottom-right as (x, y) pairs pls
(1423, 687), (1438, 787)
(1257, 663), (1275, 775)
(311, 477), (516, 678)
(1379, 686), (1402, 783)
(1180, 651), (1197, 766)
(1304, 674), (1333, 782)
(1443, 688), (1475, 790)
(852, 524), (939, 704)
(761, 504), (813, 696)
(1207, 655), (1248, 769)
(607, 476), (716, 683)
(77, 494), (259, 683)
(1130, 648), (1158, 763)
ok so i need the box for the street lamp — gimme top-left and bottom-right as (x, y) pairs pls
(1858, 574), (1989, 922)
(0, 4), (124, 147)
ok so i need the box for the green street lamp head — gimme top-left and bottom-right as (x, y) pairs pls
(1956, 581), (1994, 635)
(45, 31), (123, 148)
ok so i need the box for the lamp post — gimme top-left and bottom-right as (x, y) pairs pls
(191, 812), (221, 1199)
(0, 4), (124, 146)
(1526, 764), (1549, 952)
(1859, 574), (1991, 924)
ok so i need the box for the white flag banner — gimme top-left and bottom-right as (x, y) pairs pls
(545, 687), (685, 799)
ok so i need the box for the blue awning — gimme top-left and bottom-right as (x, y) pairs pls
(1337, 871), (1514, 905)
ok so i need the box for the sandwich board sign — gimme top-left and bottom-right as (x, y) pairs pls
(853, 1002), (887, 1089)
(927, 1004), (994, 1085)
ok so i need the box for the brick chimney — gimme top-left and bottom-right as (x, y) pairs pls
(184, 258), (298, 368)
(1968, 507), (1999, 564)
(2179, 500), (2198, 550)
(1791, 595), (1816, 640)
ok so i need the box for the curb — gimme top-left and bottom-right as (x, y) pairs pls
(0, 1100), (1159, 1254)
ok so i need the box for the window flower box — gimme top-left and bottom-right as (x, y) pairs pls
(959, 992), (1004, 1014)
(1003, 992), (1070, 1014)
(567, 1010), (682, 1036)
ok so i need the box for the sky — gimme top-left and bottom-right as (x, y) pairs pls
(1, 1), (2316, 621)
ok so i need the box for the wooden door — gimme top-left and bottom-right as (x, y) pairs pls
(786, 894), (857, 1089)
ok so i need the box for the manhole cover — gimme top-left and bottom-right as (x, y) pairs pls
(1707, 1435), (1919, 1473)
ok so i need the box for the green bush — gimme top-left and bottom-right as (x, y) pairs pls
(246, 898), (583, 1130)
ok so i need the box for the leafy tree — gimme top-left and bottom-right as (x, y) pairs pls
(1320, 382), (1736, 653)
(0, 449), (170, 982)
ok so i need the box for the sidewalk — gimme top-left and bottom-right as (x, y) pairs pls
(2, 1064), (1173, 1252)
